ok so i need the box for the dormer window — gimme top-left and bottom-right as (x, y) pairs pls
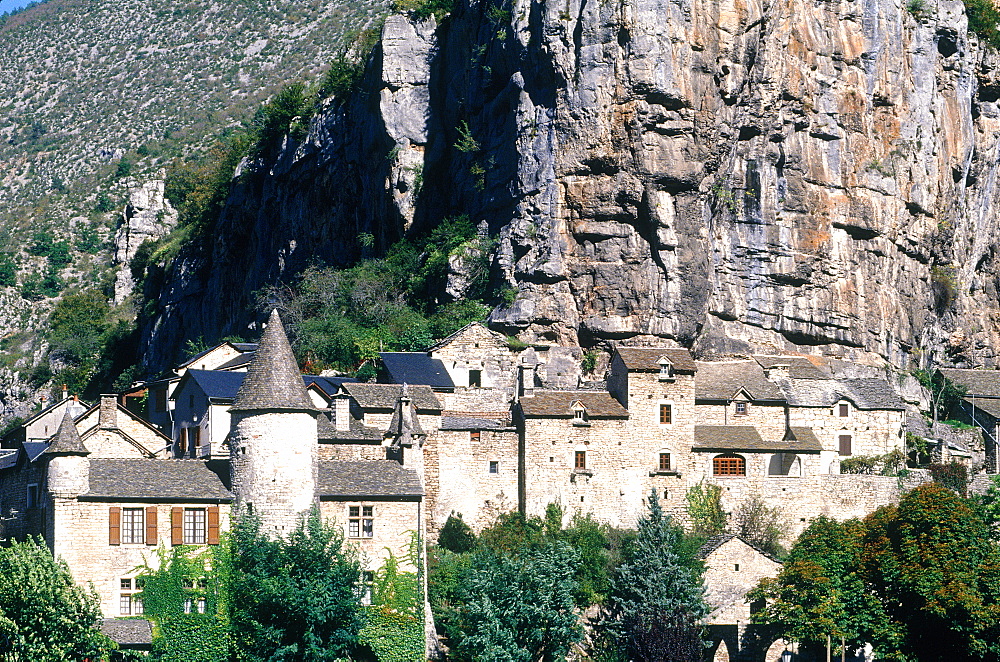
(572, 403), (588, 426)
(838, 402), (849, 417)
(735, 401), (748, 416)
(658, 359), (674, 381)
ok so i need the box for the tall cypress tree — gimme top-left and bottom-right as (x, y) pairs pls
(600, 492), (708, 662)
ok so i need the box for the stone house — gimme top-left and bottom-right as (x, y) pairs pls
(940, 367), (1000, 471)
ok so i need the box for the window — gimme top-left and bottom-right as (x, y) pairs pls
(573, 408), (585, 422)
(574, 450), (587, 470)
(659, 404), (672, 425)
(349, 505), (374, 538)
(658, 361), (674, 380)
(839, 434), (852, 456)
(838, 403), (849, 417)
(713, 454), (746, 476)
(191, 426), (201, 451)
(489, 461), (499, 474)
(197, 598), (206, 614)
(734, 401), (748, 416)
(154, 388), (168, 413)
(121, 508), (144, 544)
(120, 578), (142, 615)
(183, 508), (207, 544)
(26, 484), (39, 509)
(468, 370), (482, 388)
(470, 431), (481, 443)
(658, 452), (671, 471)
(184, 598), (193, 614)
(178, 428), (187, 456)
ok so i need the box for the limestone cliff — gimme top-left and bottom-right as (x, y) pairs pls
(140, 0), (1000, 373)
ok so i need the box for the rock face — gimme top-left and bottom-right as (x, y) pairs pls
(113, 177), (177, 304)
(141, 0), (1000, 373)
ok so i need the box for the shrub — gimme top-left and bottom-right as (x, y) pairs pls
(929, 460), (969, 495)
(685, 481), (727, 538)
(0, 253), (17, 287)
(438, 512), (476, 553)
(392, 0), (455, 21)
(965, 0), (1000, 48)
(319, 59), (364, 100)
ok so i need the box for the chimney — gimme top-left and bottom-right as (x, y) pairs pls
(765, 364), (790, 382)
(99, 394), (118, 429)
(520, 361), (535, 398)
(334, 394), (351, 432)
(61, 384), (68, 401)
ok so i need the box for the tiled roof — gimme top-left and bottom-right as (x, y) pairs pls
(960, 397), (1000, 420)
(940, 368), (1000, 398)
(615, 347), (697, 373)
(316, 413), (383, 442)
(519, 391), (629, 418)
(753, 355), (831, 380)
(839, 379), (905, 410)
(317, 460), (423, 498)
(303, 376), (357, 397)
(101, 619), (153, 646)
(181, 370), (246, 400)
(386, 385), (426, 441)
(232, 310), (314, 412)
(692, 426), (821, 452)
(427, 321), (506, 352)
(215, 353), (254, 371)
(695, 361), (786, 401)
(84, 459), (232, 501)
(778, 377), (904, 410)
(440, 416), (508, 430)
(379, 353), (456, 389)
(341, 383), (441, 411)
(42, 411), (89, 456)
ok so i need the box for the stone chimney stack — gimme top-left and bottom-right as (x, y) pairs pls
(99, 394), (117, 429)
(61, 384), (68, 401)
(334, 393), (351, 432)
(519, 357), (537, 398)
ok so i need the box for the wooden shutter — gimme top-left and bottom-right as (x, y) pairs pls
(109, 507), (121, 545)
(839, 435), (852, 456)
(171, 507), (183, 546)
(145, 506), (158, 546)
(207, 506), (220, 545)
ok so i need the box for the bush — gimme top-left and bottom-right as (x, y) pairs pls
(392, 0), (455, 21)
(965, 0), (1000, 48)
(438, 513), (476, 553)
(929, 460), (969, 495)
(0, 253), (17, 287)
(685, 481), (727, 538)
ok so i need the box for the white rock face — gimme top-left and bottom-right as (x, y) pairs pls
(112, 177), (178, 304)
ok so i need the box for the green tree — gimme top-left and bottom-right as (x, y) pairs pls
(974, 474), (1000, 540)
(860, 483), (1000, 660)
(913, 369), (967, 424)
(600, 492), (707, 662)
(749, 516), (891, 657)
(0, 537), (113, 661)
(449, 542), (582, 662)
(230, 509), (362, 661)
(47, 290), (111, 365)
(358, 548), (424, 662)
(438, 512), (476, 553)
(0, 252), (17, 286)
(685, 480), (727, 538)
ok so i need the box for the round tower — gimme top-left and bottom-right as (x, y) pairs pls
(229, 309), (318, 537)
(43, 411), (90, 497)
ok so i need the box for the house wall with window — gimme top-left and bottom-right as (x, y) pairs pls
(695, 401), (788, 441)
(788, 404), (905, 461)
(49, 498), (230, 615)
(425, 427), (519, 534)
(429, 323), (518, 393)
(319, 498), (421, 572)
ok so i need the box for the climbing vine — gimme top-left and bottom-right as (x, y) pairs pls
(358, 534), (425, 662)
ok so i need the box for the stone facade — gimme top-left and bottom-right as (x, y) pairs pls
(699, 535), (782, 625)
(319, 498), (422, 572)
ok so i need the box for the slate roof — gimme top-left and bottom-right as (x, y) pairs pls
(0, 449), (17, 470)
(379, 353), (456, 389)
(215, 353), (254, 371)
(778, 376), (904, 410)
(839, 378), (905, 410)
(519, 391), (629, 418)
(23, 441), (49, 462)
(960, 397), (1000, 420)
(316, 413), (383, 442)
(385, 385), (426, 442)
(317, 460), (423, 498)
(615, 347), (697, 373)
(341, 383), (441, 411)
(427, 321), (505, 352)
(179, 369), (246, 400)
(940, 368), (1000, 398)
(84, 459), (232, 501)
(753, 355), (830, 380)
(692, 426), (822, 452)
(304, 375), (357, 397)
(101, 619), (153, 647)
(441, 416), (509, 430)
(232, 310), (314, 412)
(695, 361), (786, 401)
(42, 411), (89, 456)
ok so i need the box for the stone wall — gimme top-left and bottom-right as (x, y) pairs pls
(702, 538), (782, 625)
(430, 323), (517, 390)
(319, 498), (421, 572)
(318, 441), (387, 461)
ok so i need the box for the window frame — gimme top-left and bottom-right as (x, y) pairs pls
(713, 454), (747, 476)
(734, 401), (749, 416)
(468, 369), (482, 388)
(121, 507), (145, 545)
(348, 505), (374, 539)
(488, 460), (499, 474)
(838, 402), (849, 418)
(182, 508), (207, 545)
(574, 450), (587, 470)
(839, 434), (852, 456)
(658, 403), (673, 425)
(658, 452), (671, 472)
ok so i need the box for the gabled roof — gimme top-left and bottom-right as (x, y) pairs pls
(317, 460), (423, 498)
(427, 321), (508, 352)
(42, 411), (89, 456)
(697, 533), (782, 564)
(83, 459), (232, 501)
(23, 441), (49, 462)
(695, 361), (785, 402)
(303, 376), (357, 398)
(316, 412), (384, 442)
(519, 391), (629, 418)
(838, 378), (905, 410)
(753, 355), (831, 380)
(379, 353), (456, 389)
(215, 353), (255, 371)
(232, 310), (314, 413)
(178, 342), (258, 369)
(940, 368), (1000, 398)
(692, 426), (822, 452)
(341, 383), (441, 411)
(0, 449), (17, 470)
(175, 369), (246, 401)
(614, 347), (697, 374)
(385, 385), (426, 442)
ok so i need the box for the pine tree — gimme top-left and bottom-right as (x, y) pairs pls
(601, 492), (708, 662)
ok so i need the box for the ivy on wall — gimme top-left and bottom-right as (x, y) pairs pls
(358, 537), (424, 662)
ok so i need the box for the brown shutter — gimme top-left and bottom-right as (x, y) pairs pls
(207, 506), (220, 545)
(145, 506), (158, 546)
(839, 435), (852, 456)
(171, 507), (183, 546)
(109, 507), (121, 545)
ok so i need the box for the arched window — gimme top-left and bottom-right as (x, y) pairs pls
(713, 454), (746, 476)
(768, 453), (802, 477)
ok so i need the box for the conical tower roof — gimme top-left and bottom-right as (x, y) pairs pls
(231, 309), (315, 412)
(43, 411), (89, 456)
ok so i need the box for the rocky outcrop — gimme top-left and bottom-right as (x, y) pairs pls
(112, 176), (177, 304)
(140, 0), (1000, 374)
